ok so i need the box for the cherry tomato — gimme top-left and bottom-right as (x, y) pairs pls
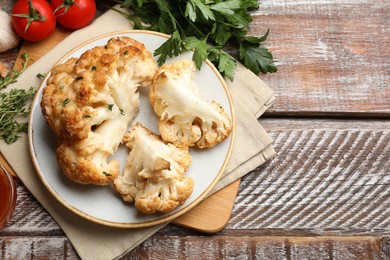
(51, 0), (96, 30)
(11, 0), (56, 42)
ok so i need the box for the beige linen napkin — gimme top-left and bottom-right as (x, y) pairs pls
(0, 7), (275, 260)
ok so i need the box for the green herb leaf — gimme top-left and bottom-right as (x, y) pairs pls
(103, 171), (112, 177)
(62, 98), (70, 106)
(244, 29), (270, 44)
(239, 44), (277, 74)
(36, 72), (46, 80)
(188, 0), (215, 21)
(208, 48), (236, 81)
(184, 37), (208, 69)
(214, 24), (232, 46)
(108, 104), (114, 111)
(185, 1), (196, 22)
(154, 31), (184, 66)
(211, 0), (241, 16)
(217, 51), (237, 81)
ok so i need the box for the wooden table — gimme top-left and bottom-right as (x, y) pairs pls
(1, 0), (389, 258)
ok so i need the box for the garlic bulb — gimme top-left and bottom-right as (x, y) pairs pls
(0, 10), (20, 53)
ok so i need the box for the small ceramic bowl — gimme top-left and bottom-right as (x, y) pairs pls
(0, 163), (17, 229)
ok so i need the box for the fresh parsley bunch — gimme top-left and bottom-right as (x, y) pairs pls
(119, 0), (277, 81)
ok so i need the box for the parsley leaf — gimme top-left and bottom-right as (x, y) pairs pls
(217, 53), (237, 82)
(214, 24), (232, 46)
(239, 44), (277, 74)
(188, 0), (215, 21)
(208, 48), (237, 81)
(184, 37), (208, 69)
(211, 0), (242, 16)
(154, 31), (184, 66)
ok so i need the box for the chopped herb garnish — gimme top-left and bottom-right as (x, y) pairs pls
(62, 98), (70, 106)
(123, 50), (128, 55)
(103, 171), (112, 177)
(83, 114), (91, 118)
(36, 73), (46, 79)
(75, 76), (84, 80)
(119, 108), (125, 115)
(108, 104), (114, 111)
(91, 66), (97, 71)
(59, 85), (65, 90)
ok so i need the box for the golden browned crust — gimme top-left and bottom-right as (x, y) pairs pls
(40, 36), (157, 185)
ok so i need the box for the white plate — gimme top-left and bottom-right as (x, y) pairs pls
(28, 30), (235, 228)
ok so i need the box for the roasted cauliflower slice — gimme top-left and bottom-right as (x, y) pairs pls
(150, 59), (233, 148)
(41, 36), (157, 185)
(114, 123), (194, 214)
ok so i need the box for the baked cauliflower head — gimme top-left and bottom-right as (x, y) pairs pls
(114, 123), (194, 214)
(149, 59), (233, 148)
(40, 36), (157, 185)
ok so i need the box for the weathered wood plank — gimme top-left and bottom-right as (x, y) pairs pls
(128, 236), (389, 259)
(252, 0), (390, 116)
(228, 119), (390, 235)
(0, 237), (78, 259)
(2, 119), (389, 237)
(0, 235), (388, 259)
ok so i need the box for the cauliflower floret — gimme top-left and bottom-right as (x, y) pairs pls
(41, 37), (157, 185)
(149, 59), (233, 148)
(114, 123), (193, 214)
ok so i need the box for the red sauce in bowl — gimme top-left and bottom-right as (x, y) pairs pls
(0, 164), (17, 229)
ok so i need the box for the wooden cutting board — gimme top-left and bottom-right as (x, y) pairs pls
(0, 27), (240, 233)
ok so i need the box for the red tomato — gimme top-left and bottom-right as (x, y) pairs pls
(51, 0), (96, 30)
(11, 0), (56, 42)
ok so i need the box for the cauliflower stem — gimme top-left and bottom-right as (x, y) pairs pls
(114, 123), (193, 214)
(150, 60), (232, 148)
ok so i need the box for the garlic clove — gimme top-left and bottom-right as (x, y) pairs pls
(0, 10), (20, 53)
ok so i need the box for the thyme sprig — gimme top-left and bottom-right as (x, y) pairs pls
(0, 51), (31, 90)
(0, 87), (36, 144)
